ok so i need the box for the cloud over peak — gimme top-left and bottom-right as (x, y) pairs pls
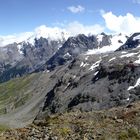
(102, 11), (140, 33)
(66, 21), (104, 35)
(1, 10), (140, 46)
(0, 21), (105, 46)
(67, 5), (85, 13)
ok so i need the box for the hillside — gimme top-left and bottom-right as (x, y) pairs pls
(0, 71), (54, 128)
(0, 101), (140, 140)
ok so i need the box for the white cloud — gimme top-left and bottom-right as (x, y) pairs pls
(66, 21), (104, 36)
(0, 21), (105, 46)
(0, 26), (68, 46)
(34, 25), (70, 41)
(67, 5), (85, 13)
(32, 22), (104, 40)
(133, 0), (140, 4)
(102, 11), (140, 33)
(2, 11), (140, 47)
(0, 32), (33, 46)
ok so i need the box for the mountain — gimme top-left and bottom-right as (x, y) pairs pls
(45, 34), (99, 70)
(116, 32), (140, 51)
(36, 46), (140, 116)
(0, 32), (140, 131)
(0, 37), (65, 83)
(0, 32), (138, 88)
(0, 33), (108, 82)
(40, 33), (128, 71)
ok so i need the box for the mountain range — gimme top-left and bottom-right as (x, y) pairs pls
(0, 31), (140, 133)
(0, 32), (129, 82)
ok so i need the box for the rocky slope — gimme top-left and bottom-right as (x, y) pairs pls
(35, 46), (140, 118)
(0, 101), (140, 140)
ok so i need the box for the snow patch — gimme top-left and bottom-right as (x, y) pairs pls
(86, 34), (127, 55)
(126, 97), (130, 101)
(121, 51), (127, 54)
(103, 54), (108, 57)
(94, 71), (99, 76)
(95, 77), (98, 80)
(80, 62), (84, 67)
(120, 53), (137, 58)
(73, 75), (76, 79)
(134, 58), (140, 64)
(89, 60), (101, 71)
(133, 35), (140, 41)
(64, 52), (71, 57)
(83, 63), (89, 67)
(80, 62), (89, 67)
(134, 54), (140, 64)
(57, 44), (62, 50)
(127, 78), (140, 90)
(64, 82), (71, 90)
(85, 56), (89, 60)
(109, 57), (116, 62)
(17, 44), (23, 54)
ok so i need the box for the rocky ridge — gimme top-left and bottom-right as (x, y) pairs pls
(0, 32), (128, 83)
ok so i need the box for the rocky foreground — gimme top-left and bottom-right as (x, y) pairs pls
(0, 101), (140, 140)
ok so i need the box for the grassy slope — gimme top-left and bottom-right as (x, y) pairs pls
(0, 101), (140, 140)
(0, 71), (54, 128)
(39, 102), (140, 140)
(0, 73), (41, 115)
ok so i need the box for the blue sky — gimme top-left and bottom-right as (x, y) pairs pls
(0, 0), (140, 35)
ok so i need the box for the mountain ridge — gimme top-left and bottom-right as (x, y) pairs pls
(0, 32), (140, 130)
(0, 32), (131, 83)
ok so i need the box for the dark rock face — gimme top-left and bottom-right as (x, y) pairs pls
(46, 34), (99, 70)
(68, 94), (96, 109)
(117, 33), (140, 51)
(42, 80), (62, 113)
(20, 37), (64, 71)
(0, 37), (64, 83)
(98, 33), (111, 47)
(0, 43), (24, 82)
(0, 66), (28, 83)
(40, 49), (140, 115)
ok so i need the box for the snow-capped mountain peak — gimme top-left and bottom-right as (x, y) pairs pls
(0, 25), (70, 47)
(26, 25), (70, 45)
(86, 33), (128, 55)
